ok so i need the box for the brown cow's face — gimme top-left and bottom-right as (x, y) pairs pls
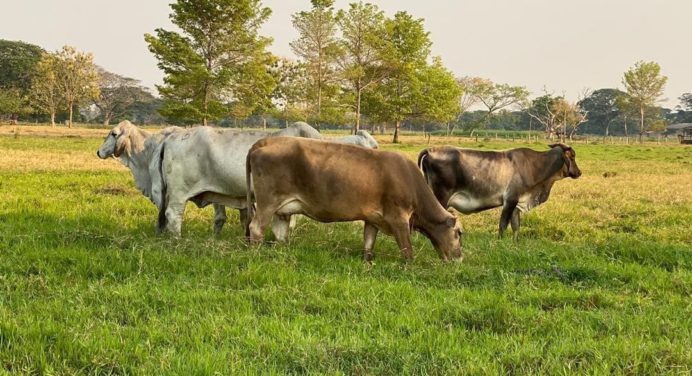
(549, 144), (582, 179)
(434, 216), (463, 262)
(563, 148), (582, 179)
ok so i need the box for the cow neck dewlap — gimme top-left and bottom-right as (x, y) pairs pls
(119, 133), (157, 199)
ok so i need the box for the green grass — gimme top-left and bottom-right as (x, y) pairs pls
(0, 132), (690, 374)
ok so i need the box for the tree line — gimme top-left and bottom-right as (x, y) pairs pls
(1, 0), (689, 142)
(0, 41), (163, 127)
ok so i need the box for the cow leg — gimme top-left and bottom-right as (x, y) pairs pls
(391, 222), (413, 262)
(288, 214), (297, 231)
(499, 199), (518, 238)
(248, 206), (275, 244)
(363, 222), (379, 262)
(213, 204), (227, 235)
(238, 208), (249, 226)
(271, 214), (291, 242)
(510, 209), (521, 240)
(165, 198), (187, 237)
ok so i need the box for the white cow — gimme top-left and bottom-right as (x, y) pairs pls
(97, 120), (322, 235)
(333, 130), (379, 149)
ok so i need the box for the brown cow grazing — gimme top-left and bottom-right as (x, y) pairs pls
(417, 143), (581, 238)
(245, 137), (463, 262)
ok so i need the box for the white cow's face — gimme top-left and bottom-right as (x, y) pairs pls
(97, 123), (129, 159)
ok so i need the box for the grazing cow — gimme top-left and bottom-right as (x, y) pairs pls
(417, 144), (581, 238)
(97, 120), (321, 235)
(333, 130), (379, 149)
(245, 137), (463, 262)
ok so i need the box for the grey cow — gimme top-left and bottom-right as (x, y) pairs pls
(97, 120), (322, 235)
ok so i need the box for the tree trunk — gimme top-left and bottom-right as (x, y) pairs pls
(354, 88), (361, 135)
(605, 119), (610, 137)
(316, 71), (322, 132)
(393, 120), (401, 143)
(103, 113), (111, 126)
(50, 111), (56, 127)
(262, 117), (266, 130)
(10, 114), (18, 125)
(68, 102), (73, 128)
(639, 106), (644, 143)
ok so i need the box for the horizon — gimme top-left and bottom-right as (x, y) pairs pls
(1, 0), (689, 108)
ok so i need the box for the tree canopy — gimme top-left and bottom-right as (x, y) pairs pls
(145, 0), (274, 125)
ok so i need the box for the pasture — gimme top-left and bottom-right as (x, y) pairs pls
(0, 125), (690, 374)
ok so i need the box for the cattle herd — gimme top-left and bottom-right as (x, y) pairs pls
(97, 120), (581, 262)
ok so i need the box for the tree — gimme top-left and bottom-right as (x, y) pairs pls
(290, 0), (341, 130)
(525, 94), (561, 139)
(0, 40), (44, 123)
(93, 68), (147, 126)
(337, 2), (388, 133)
(128, 92), (166, 125)
(555, 98), (587, 140)
(271, 58), (310, 126)
(474, 80), (529, 129)
(0, 40), (44, 89)
(53, 46), (100, 127)
(371, 11), (431, 143)
(416, 57), (461, 135)
(29, 53), (62, 126)
(450, 76), (483, 135)
(679, 93), (692, 111)
(622, 61), (667, 141)
(526, 94), (586, 141)
(578, 88), (625, 136)
(145, 0), (273, 126)
(0, 88), (31, 124)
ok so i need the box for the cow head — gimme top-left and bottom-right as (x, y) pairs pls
(428, 214), (464, 262)
(549, 143), (582, 179)
(97, 120), (143, 159)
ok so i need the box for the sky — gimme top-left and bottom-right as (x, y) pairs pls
(1, 0), (689, 107)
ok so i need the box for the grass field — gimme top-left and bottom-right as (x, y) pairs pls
(0, 125), (690, 374)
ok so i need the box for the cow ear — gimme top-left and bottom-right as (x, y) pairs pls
(114, 130), (130, 157)
(445, 216), (456, 227)
(548, 143), (560, 149)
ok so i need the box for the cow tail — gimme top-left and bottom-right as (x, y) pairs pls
(156, 143), (168, 234)
(417, 149), (431, 184)
(244, 146), (254, 238)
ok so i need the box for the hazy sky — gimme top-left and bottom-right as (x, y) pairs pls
(2, 0), (688, 107)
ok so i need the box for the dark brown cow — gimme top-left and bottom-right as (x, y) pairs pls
(417, 144), (581, 238)
(245, 137), (463, 262)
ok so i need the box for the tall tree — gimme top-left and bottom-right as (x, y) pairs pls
(417, 57), (461, 131)
(525, 94), (561, 139)
(337, 2), (388, 133)
(29, 53), (62, 126)
(145, 0), (273, 126)
(622, 61), (667, 141)
(365, 11), (431, 143)
(451, 76), (483, 135)
(94, 68), (145, 126)
(0, 40), (44, 123)
(271, 58), (310, 126)
(578, 88), (625, 136)
(290, 0), (341, 130)
(53, 46), (100, 128)
(474, 79), (529, 129)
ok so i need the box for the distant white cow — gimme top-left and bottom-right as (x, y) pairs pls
(333, 130), (379, 149)
(97, 120), (322, 235)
